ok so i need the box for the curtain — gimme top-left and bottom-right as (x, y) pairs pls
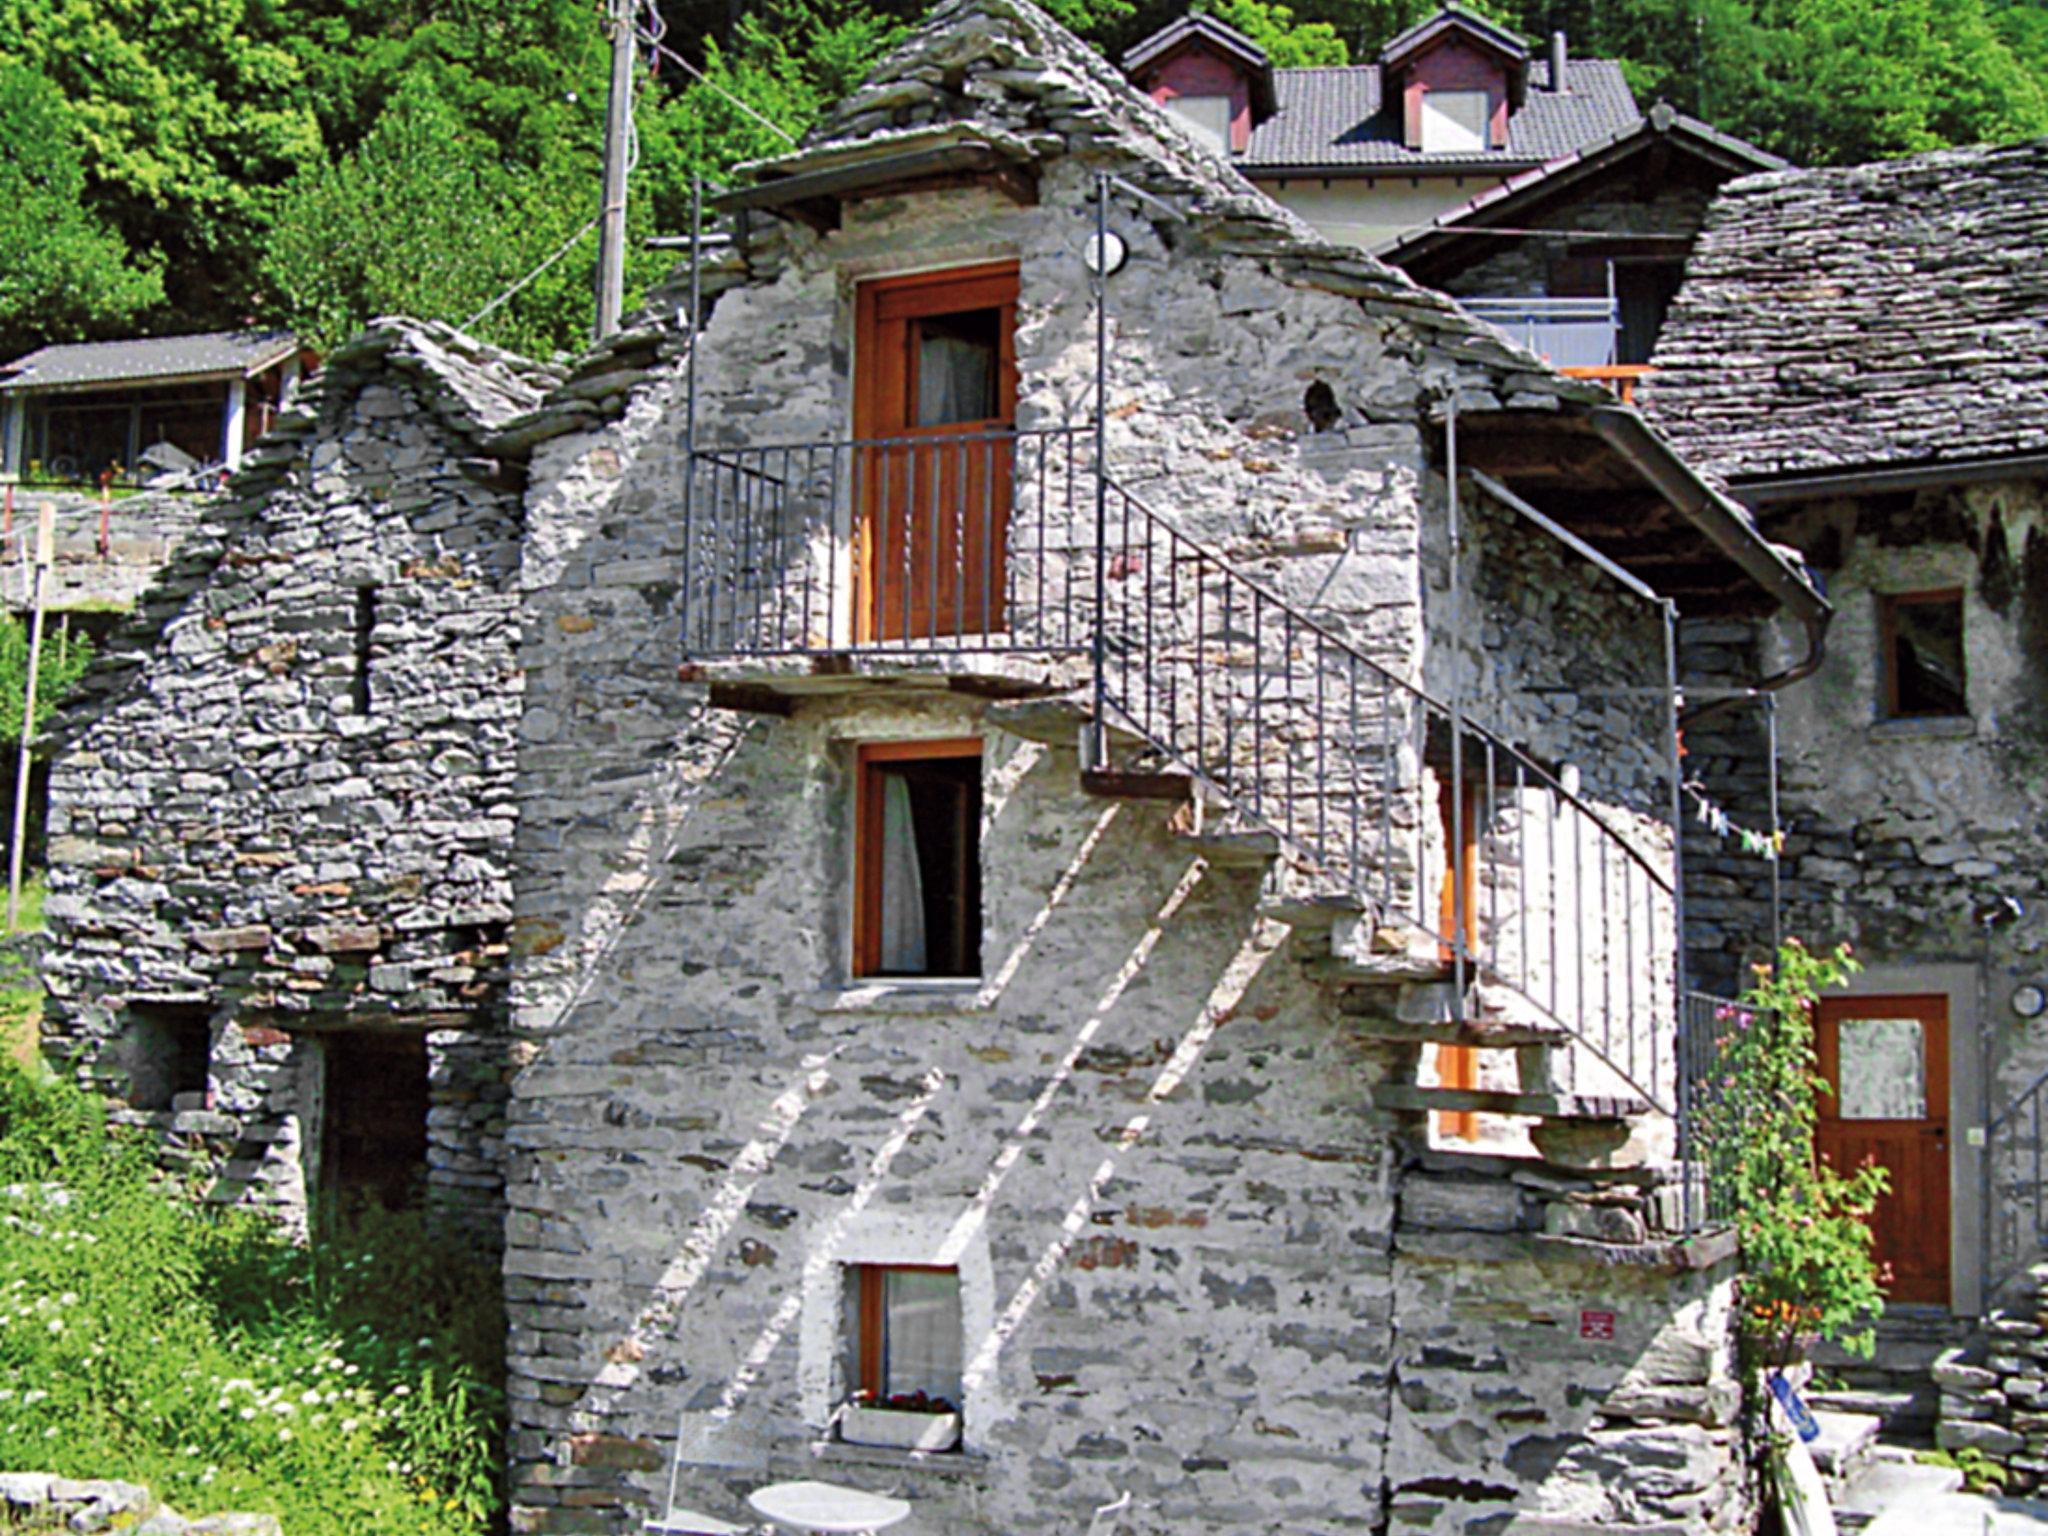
(878, 775), (926, 973)
(917, 333), (995, 426)
(883, 1270), (963, 1404)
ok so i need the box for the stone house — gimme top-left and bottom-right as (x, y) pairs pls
(40, 319), (552, 1235)
(501, 1), (1825, 1532)
(1643, 138), (2048, 1426)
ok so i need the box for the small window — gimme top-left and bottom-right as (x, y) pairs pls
(848, 1265), (963, 1423)
(1880, 590), (1966, 719)
(351, 585), (377, 715)
(123, 1003), (212, 1112)
(1421, 90), (1490, 153)
(854, 741), (982, 978)
(1167, 94), (1233, 153)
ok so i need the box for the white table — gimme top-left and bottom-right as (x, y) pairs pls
(746, 1479), (911, 1535)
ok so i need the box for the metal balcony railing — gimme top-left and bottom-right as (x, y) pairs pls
(1984, 1063), (2048, 1298)
(679, 427), (1093, 658)
(1461, 296), (1619, 369)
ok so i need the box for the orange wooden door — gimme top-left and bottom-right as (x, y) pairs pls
(1816, 994), (1950, 1305)
(1436, 780), (1481, 1141)
(854, 264), (1018, 642)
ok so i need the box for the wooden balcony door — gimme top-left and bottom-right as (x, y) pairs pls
(854, 263), (1018, 643)
(1436, 779), (1481, 1141)
(1816, 994), (1951, 1306)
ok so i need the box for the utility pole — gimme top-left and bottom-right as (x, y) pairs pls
(8, 502), (52, 933)
(594, 0), (636, 340)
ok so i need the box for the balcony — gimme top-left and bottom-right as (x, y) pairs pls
(1460, 296), (1619, 370)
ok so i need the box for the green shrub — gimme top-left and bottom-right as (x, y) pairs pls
(0, 1063), (503, 1533)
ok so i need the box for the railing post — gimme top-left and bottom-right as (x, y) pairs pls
(1445, 397), (1465, 1020)
(1088, 172), (1111, 772)
(679, 174), (702, 655)
(1664, 598), (1693, 1229)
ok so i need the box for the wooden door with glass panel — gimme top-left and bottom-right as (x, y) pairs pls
(1815, 994), (1950, 1305)
(853, 264), (1019, 643)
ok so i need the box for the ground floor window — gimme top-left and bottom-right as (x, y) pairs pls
(843, 1264), (963, 1449)
(853, 740), (982, 979)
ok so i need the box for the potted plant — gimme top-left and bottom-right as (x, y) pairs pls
(841, 1389), (962, 1453)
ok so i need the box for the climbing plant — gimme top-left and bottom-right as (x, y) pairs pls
(1696, 938), (1889, 1369)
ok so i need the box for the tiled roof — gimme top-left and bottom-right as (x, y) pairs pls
(1240, 58), (1638, 170)
(0, 330), (299, 392)
(1641, 138), (2048, 483)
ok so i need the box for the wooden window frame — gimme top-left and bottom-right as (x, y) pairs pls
(852, 739), (983, 979)
(1878, 587), (1966, 721)
(854, 1263), (959, 1403)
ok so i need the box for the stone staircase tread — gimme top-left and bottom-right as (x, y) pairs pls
(1307, 955), (1454, 987)
(1372, 1084), (1650, 1120)
(1341, 1015), (1574, 1048)
(1078, 766), (1192, 801)
(1809, 1407), (1883, 1475)
(1260, 891), (1371, 928)
(1179, 828), (1282, 866)
(1835, 1458), (1964, 1516)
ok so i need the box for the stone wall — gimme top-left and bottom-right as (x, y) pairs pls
(1435, 178), (1715, 303)
(1936, 1261), (2048, 1487)
(0, 489), (209, 616)
(40, 320), (552, 1236)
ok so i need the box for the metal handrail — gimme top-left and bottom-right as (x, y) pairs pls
(1984, 1061), (2048, 1297)
(1095, 472), (1679, 1113)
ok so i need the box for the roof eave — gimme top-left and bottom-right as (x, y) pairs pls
(1732, 450), (2048, 507)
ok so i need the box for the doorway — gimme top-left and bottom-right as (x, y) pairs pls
(1816, 994), (1951, 1306)
(853, 263), (1019, 643)
(319, 1031), (430, 1216)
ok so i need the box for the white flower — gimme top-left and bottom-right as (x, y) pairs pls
(341, 1418), (359, 1433)
(301, 1389), (321, 1405)
(239, 1407), (257, 1421)
(278, 1427), (293, 1442)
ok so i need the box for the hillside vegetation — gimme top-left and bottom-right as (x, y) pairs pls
(0, 0), (2042, 381)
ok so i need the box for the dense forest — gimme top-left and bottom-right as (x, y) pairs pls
(1, 0), (2043, 362)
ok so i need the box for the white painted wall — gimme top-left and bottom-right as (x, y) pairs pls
(1254, 173), (1515, 253)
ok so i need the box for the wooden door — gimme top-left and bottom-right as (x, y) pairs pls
(1816, 994), (1950, 1305)
(854, 263), (1018, 643)
(1436, 780), (1481, 1141)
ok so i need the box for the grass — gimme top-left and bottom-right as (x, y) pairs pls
(0, 873), (42, 1072)
(0, 1064), (506, 1533)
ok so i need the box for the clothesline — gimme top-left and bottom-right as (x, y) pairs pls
(1684, 778), (1783, 861)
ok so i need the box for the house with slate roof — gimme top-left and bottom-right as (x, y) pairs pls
(0, 329), (311, 486)
(1643, 138), (2048, 1440)
(487, 0), (1827, 1529)
(1122, 5), (1643, 249)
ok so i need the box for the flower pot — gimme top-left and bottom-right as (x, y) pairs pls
(841, 1403), (961, 1452)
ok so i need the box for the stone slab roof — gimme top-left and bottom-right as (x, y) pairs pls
(1242, 58), (1638, 171)
(0, 330), (300, 392)
(1642, 138), (2048, 484)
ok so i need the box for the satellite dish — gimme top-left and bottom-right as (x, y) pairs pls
(1082, 230), (1128, 278)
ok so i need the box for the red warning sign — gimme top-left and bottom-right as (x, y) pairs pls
(1579, 1309), (1617, 1341)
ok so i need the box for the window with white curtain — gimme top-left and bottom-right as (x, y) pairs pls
(855, 742), (983, 978)
(1421, 89), (1490, 152)
(850, 1266), (964, 1409)
(1168, 94), (1233, 152)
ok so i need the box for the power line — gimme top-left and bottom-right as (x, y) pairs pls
(636, 30), (801, 148)
(462, 213), (606, 333)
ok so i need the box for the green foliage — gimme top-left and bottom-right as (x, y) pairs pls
(1919, 1445), (2012, 1494)
(0, 614), (93, 749)
(1197, 0), (1350, 65)
(1695, 939), (1890, 1369)
(0, 1062), (505, 1534)
(0, 64), (162, 360)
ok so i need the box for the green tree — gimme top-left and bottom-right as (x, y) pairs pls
(1199, 0), (1349, 65)
(0, 613), (93, 747)
(0, 64), (162, 359)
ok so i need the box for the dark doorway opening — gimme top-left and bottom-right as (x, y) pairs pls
(124, 1003), (212, 1111)
(320, 1031), (429, 1214)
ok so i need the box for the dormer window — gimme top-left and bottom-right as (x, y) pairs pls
(1168, 94), (1234, 153)
(1420, 90), (1490, 152)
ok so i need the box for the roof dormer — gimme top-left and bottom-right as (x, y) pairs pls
(1121, 13), (1276, 156)
(1378, 6), (1530, 153)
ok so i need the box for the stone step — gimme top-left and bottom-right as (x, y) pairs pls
(1339, 978), (1575, 1047)
(1371, 1084), (1651, 1121)
(1810, 1408), (1884, 1477)
(1833, 1453), (1963, 1533)
(1179, 827), (1282, 867)
(1808, 1385), (1939, 1440)
(1258, 890), (1370, 930)
(1078, 766), (1191, 801)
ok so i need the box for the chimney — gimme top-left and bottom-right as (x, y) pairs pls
(1549, 30), (1569, 91)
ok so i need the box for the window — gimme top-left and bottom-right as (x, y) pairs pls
(1420, 89), (1490, 153)
(1167, 94), (1233, 152)
(849, 1265), (963, 1421)
(1614, 260), (1685, 364)
(854, 741), (982, 978)
(351, 585), (377, 714)
(1880, 590), (1966, 719)
(123, 1003), (212, 1111)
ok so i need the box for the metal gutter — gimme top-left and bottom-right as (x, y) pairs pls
(1736, 450), (2048, 506)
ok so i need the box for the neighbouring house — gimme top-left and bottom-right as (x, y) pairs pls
(1122, 6), (1644, 250)
(495, 0), (1825, 1532)
(0, 330), (310, 486)
(1642, 138), (2048, 1438)
(40, 319), (552, 1235)
(1378, 103), (1787, 397)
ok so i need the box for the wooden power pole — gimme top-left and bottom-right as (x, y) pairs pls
(8, 502), (52, 933)
(595, 0), (636, 340)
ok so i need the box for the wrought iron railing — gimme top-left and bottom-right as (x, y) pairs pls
(1676, 989), (1748, 1233)
(1094, 474), (1680, 1114)
(1984, 1063), (2048, 1298)
(679, 427), (1092, 657)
